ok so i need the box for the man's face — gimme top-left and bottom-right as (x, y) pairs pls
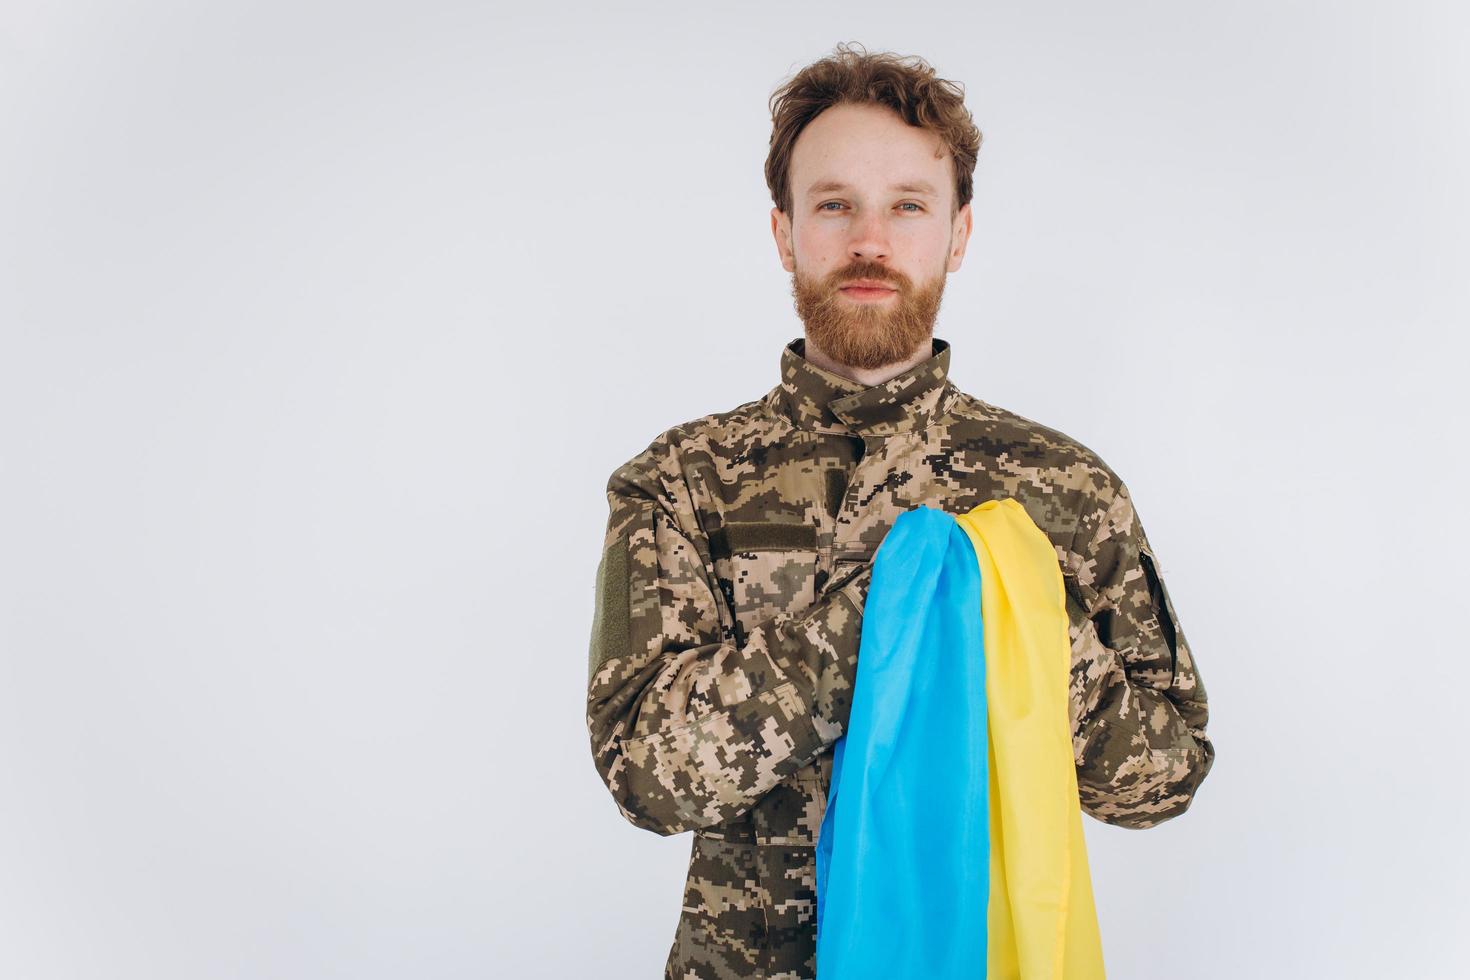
(772, 102), (973, 371)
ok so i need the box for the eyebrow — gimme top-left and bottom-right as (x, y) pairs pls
(805, 179), (940, 198)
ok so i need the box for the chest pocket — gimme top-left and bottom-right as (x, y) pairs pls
(709, 520), (820, 645)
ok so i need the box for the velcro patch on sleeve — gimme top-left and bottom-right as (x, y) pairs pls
(588, 532), (631, 683)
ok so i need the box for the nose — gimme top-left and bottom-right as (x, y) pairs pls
(848, 209), (890, 262)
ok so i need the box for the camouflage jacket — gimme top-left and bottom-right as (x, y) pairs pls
(586, 336), (1214, 979)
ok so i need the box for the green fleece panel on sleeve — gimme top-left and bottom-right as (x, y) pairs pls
(588, 533), (630, 685)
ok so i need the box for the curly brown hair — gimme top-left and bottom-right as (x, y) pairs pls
(765, 42), (982, 221)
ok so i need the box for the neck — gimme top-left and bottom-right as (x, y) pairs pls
(802, 335), (934, 386)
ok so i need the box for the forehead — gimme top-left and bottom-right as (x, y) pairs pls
(789, 102), (950, 195)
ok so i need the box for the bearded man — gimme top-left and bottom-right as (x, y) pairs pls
(585, 41), (1215, 980)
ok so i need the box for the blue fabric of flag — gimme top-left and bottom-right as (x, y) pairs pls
(814, 505), (990, 978)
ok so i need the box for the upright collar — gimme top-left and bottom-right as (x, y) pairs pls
(764, 336), (961, 437)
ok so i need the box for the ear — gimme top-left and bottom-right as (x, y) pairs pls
(946, 201), (973, 273)
(771, 207), (796, 274)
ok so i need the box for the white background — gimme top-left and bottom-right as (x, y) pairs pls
(3, 1), (1466, 977)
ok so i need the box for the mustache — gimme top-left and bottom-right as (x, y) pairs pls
(826, 266), (908, 290)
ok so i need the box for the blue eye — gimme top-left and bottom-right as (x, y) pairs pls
(818, 202), (924, 212)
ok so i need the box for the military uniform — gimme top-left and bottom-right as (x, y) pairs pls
(586, 336), (1214, 979)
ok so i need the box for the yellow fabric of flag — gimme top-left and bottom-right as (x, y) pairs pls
(956, 498), (1107, 978)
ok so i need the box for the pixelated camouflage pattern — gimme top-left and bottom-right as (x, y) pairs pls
(586, 336), (1214, 979)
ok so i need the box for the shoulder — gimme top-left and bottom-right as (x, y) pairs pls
(604, 391), (785, 498)
(943, 390), (1127, 498)
(940, 389), (1139, 563)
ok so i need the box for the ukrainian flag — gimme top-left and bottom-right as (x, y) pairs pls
(815, 500), (1106, 978)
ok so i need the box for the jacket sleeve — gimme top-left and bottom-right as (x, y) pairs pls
(585, 460), (871, 837)
(1067, 477), (1215, 829)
